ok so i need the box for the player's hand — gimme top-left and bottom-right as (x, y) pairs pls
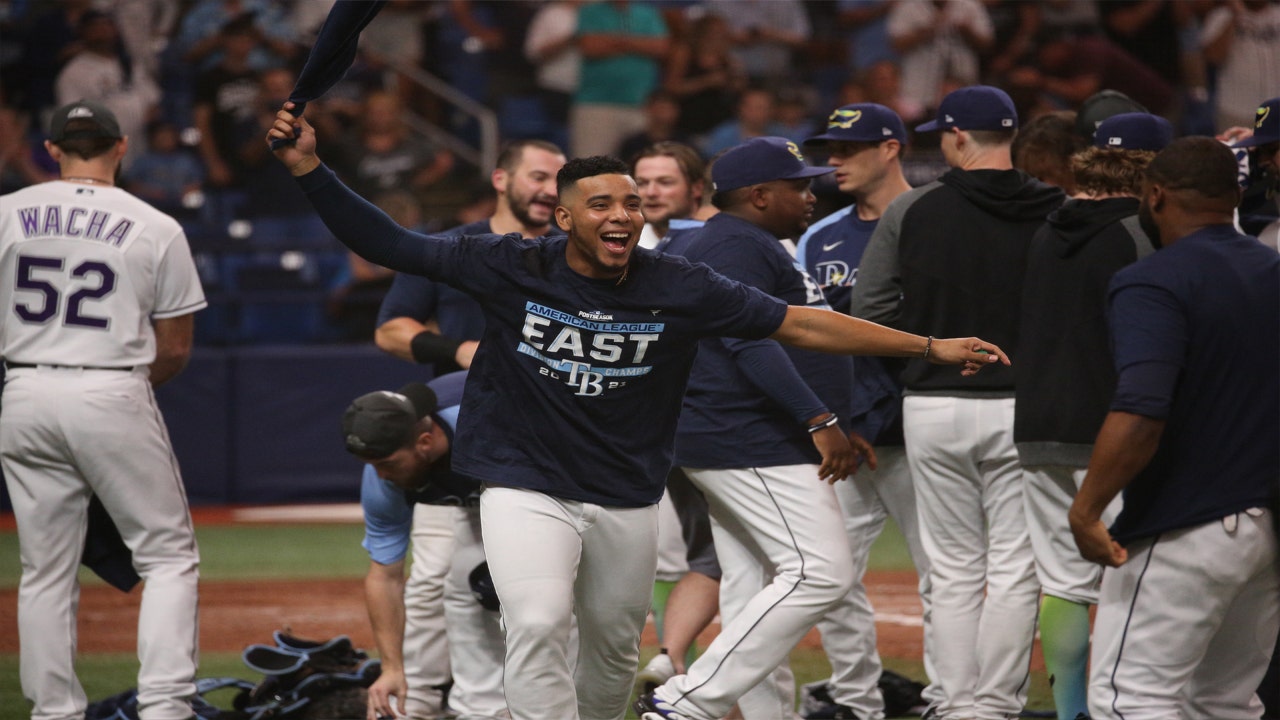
(266, 102), (321, 176)
(812, 424), (857, 484)
(927, 337), (1009, 376)
(456, 340), (480, 369)
(366, 668), (408, 720)
(847, 430), (878, 474)
(1069, 515), (1128, 568)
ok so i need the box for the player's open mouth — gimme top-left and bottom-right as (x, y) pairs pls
(601, 232), (630, 254)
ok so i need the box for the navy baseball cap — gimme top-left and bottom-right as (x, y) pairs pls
(711, 136), (833, 193)
(915, 86), (1018, 132)
(805, 103), (907, 146)
(49, 100), (122, 143)
(342, 383), (438, 458)
(1233, 97), (1280, 149)
(1093, 113), (1174, 152)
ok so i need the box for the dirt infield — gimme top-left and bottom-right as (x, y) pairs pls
(0, 571), (930, 657)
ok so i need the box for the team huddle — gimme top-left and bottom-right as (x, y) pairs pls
(2, 59), (1278, 720)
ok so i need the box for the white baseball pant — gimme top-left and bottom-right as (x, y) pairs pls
(1022, 465), (1120, 604)
(903, 395), (1039, 720)
(1089, 509), (1279, 720)
(444, 506), (508, 717)
(480, 486), (657, 720)
(1, 367), (199, 720)
(403, 503), (456, 719)
(655, 463), (854, 720)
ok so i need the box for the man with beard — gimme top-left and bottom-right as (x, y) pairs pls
(1015, 112), (1170, 720)
(368, 138), (565, 718)
(1069, 136), (1279, 719)
(1231, 97), (1280, 250)
(634, 141), (705, 249)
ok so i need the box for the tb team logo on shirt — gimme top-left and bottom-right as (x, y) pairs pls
(519, 302), (663, 396)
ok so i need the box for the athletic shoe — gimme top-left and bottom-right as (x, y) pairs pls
(637, 650), (676, 692)
(802, 701), (867, 719)
(633, 691), (695, 720)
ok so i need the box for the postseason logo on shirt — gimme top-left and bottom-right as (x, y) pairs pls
(518, 302), (665, 396)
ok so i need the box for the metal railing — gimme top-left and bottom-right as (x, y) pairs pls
(388, 59), (499, 173)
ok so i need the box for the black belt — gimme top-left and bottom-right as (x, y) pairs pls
(4, 362), (134, 372)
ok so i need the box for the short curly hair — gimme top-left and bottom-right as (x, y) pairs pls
(1071, 146), (1157, 197)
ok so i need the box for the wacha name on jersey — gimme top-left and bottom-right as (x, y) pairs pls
(16, 204), (138, 248)
(519, 301), (665, 396)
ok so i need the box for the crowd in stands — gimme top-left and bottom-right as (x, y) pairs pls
(1, 0), (1277, 345)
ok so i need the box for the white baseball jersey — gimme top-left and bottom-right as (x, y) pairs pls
(0, 181), (206, 366)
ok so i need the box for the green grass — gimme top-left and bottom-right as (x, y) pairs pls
(0, 517), (1054, 718)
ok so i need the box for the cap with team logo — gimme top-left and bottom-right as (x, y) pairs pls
(342, 383), (438, 459)
(804, 103), (907, 146)
(1093, 112), (1174, 152)
(1233, 97), (1280, 149)
(915, 86), (1018, 133)
(711, 136), (834, 193)
(49, 100), (123, 143)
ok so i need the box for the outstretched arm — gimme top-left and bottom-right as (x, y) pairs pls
(770, 305), (1008, 375)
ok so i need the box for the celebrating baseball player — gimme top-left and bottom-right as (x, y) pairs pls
(796, 103), (943, 718)
(268, 103), (1007, 720)
(1070, 137), (1279, 719)
(370, 139), (566, 718)
(342, 373), (507, 720)
(1014, 112), (1170, 720)
(0, 101), (206, 720)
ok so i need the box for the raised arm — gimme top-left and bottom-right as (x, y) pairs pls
(770, 305), (1007, 375)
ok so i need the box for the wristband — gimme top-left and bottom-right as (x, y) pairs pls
(923, 335), (933, 359)
(410, 331), (463, 365)
(806, 413), (840, 434)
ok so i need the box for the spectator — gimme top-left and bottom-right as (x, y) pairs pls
(327, 190), (414, 343)
(55, 9), (160, 167)
(663, 12), (746, 138)
(359, 0), (434, 111)
(16, 0), (100, 117)
(0, 90), (56, 193)
(330, 91), (455, 202)
(705, 0), (811, 89)
(837, 1), (898, 74)
(1202, 0), (1280, 132)
(124, 119), (204, 217)
(773, 88), (819, 146)
(855, 60), (926, 126)
(1099, 0), (1182, 90)
(616, 90), (690, 164)
(1231, 97), (1280, 250)
(701, 87), (786, 158)
(192, 10), (263, 218)
(570, 0), (670, 158)
(888, 0), (994, 110)
(175, 0), (297, 72)
(525, 0), (584, 141)
(1024, 31), (1174, 119)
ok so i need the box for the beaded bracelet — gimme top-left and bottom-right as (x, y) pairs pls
(923, 335), (934, 359)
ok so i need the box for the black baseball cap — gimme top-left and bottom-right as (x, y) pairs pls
(711, 136), (834, 193)
(49, 100), (123, 143)
(805, 103), (907, 146)
(1233, 97), (1280, 149)
(1093, 113), (1174, 152)
(342, 383), (438, 458)
(915, 86), (1017, 133)
(1076, 90), (1148, 139)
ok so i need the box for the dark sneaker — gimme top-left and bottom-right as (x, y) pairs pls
(803, 701), (866, 719)
(633, 691), (695, 720)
